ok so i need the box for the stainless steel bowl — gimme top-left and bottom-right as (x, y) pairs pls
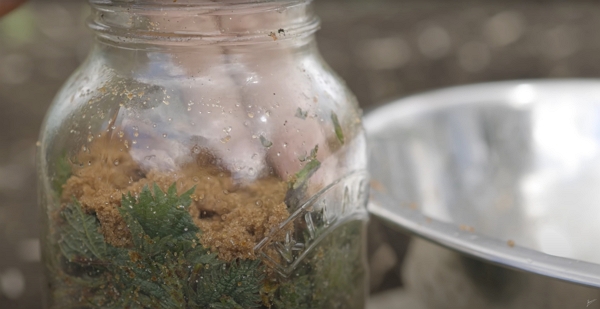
(365, 80), (600, 307)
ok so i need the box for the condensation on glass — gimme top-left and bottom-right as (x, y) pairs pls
(37, 0), (368, 308)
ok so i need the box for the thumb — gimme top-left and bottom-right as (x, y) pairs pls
(0, 0), (27, 18)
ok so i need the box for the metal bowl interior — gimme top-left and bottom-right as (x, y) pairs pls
(365, 79), (600, 288)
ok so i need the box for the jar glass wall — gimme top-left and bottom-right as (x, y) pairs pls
(38, 1), (369, 308)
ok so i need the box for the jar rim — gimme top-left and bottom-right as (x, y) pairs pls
(88, 0), (319, 46)
(89, 0), (311, 8)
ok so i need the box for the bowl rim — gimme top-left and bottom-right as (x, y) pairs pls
(365, 78), (600, 288)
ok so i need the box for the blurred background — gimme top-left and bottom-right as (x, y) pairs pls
(2, 0), (600, 308)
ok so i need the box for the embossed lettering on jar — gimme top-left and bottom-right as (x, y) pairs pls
(37, 1), (369, 308)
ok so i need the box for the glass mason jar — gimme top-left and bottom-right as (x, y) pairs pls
(37, 0), (368, 308)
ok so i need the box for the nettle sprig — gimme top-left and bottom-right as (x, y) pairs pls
(56, 184), (265, 309)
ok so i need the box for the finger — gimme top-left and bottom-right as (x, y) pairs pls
(0, 0), (27, 18)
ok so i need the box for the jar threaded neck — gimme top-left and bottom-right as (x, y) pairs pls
(88, 0), (318, 46)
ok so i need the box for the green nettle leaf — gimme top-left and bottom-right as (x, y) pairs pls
(53, 153), (72, 196)
(120, 183), (198, 241)
(260, 135), (273, 148)
(194, 260), (265, 309)
(331, 112), (345, 145)
(295, 108), (308, 120)
(54, 181), (369, 309)
(58, 200), (107, 262)
(273, 274), (313, 309)
(55, 178), (365, 309)
(310, 144), (319, 159)
(286, 146), (321, 209)
(118, 209), (147, 250)
(311, 222), (365, 308)
(123, 254), (187, 309)
(53, 182), (273, 308)
(187, 250), (221, 267)
(292, 159), (321, 191)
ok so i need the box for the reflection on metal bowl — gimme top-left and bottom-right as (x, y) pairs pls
(366, 80), (600, 308)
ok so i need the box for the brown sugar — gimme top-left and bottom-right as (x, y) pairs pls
(60, 134), (291, 260)
(507, 239), (515, 248)
(61, 135), (142, 247)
